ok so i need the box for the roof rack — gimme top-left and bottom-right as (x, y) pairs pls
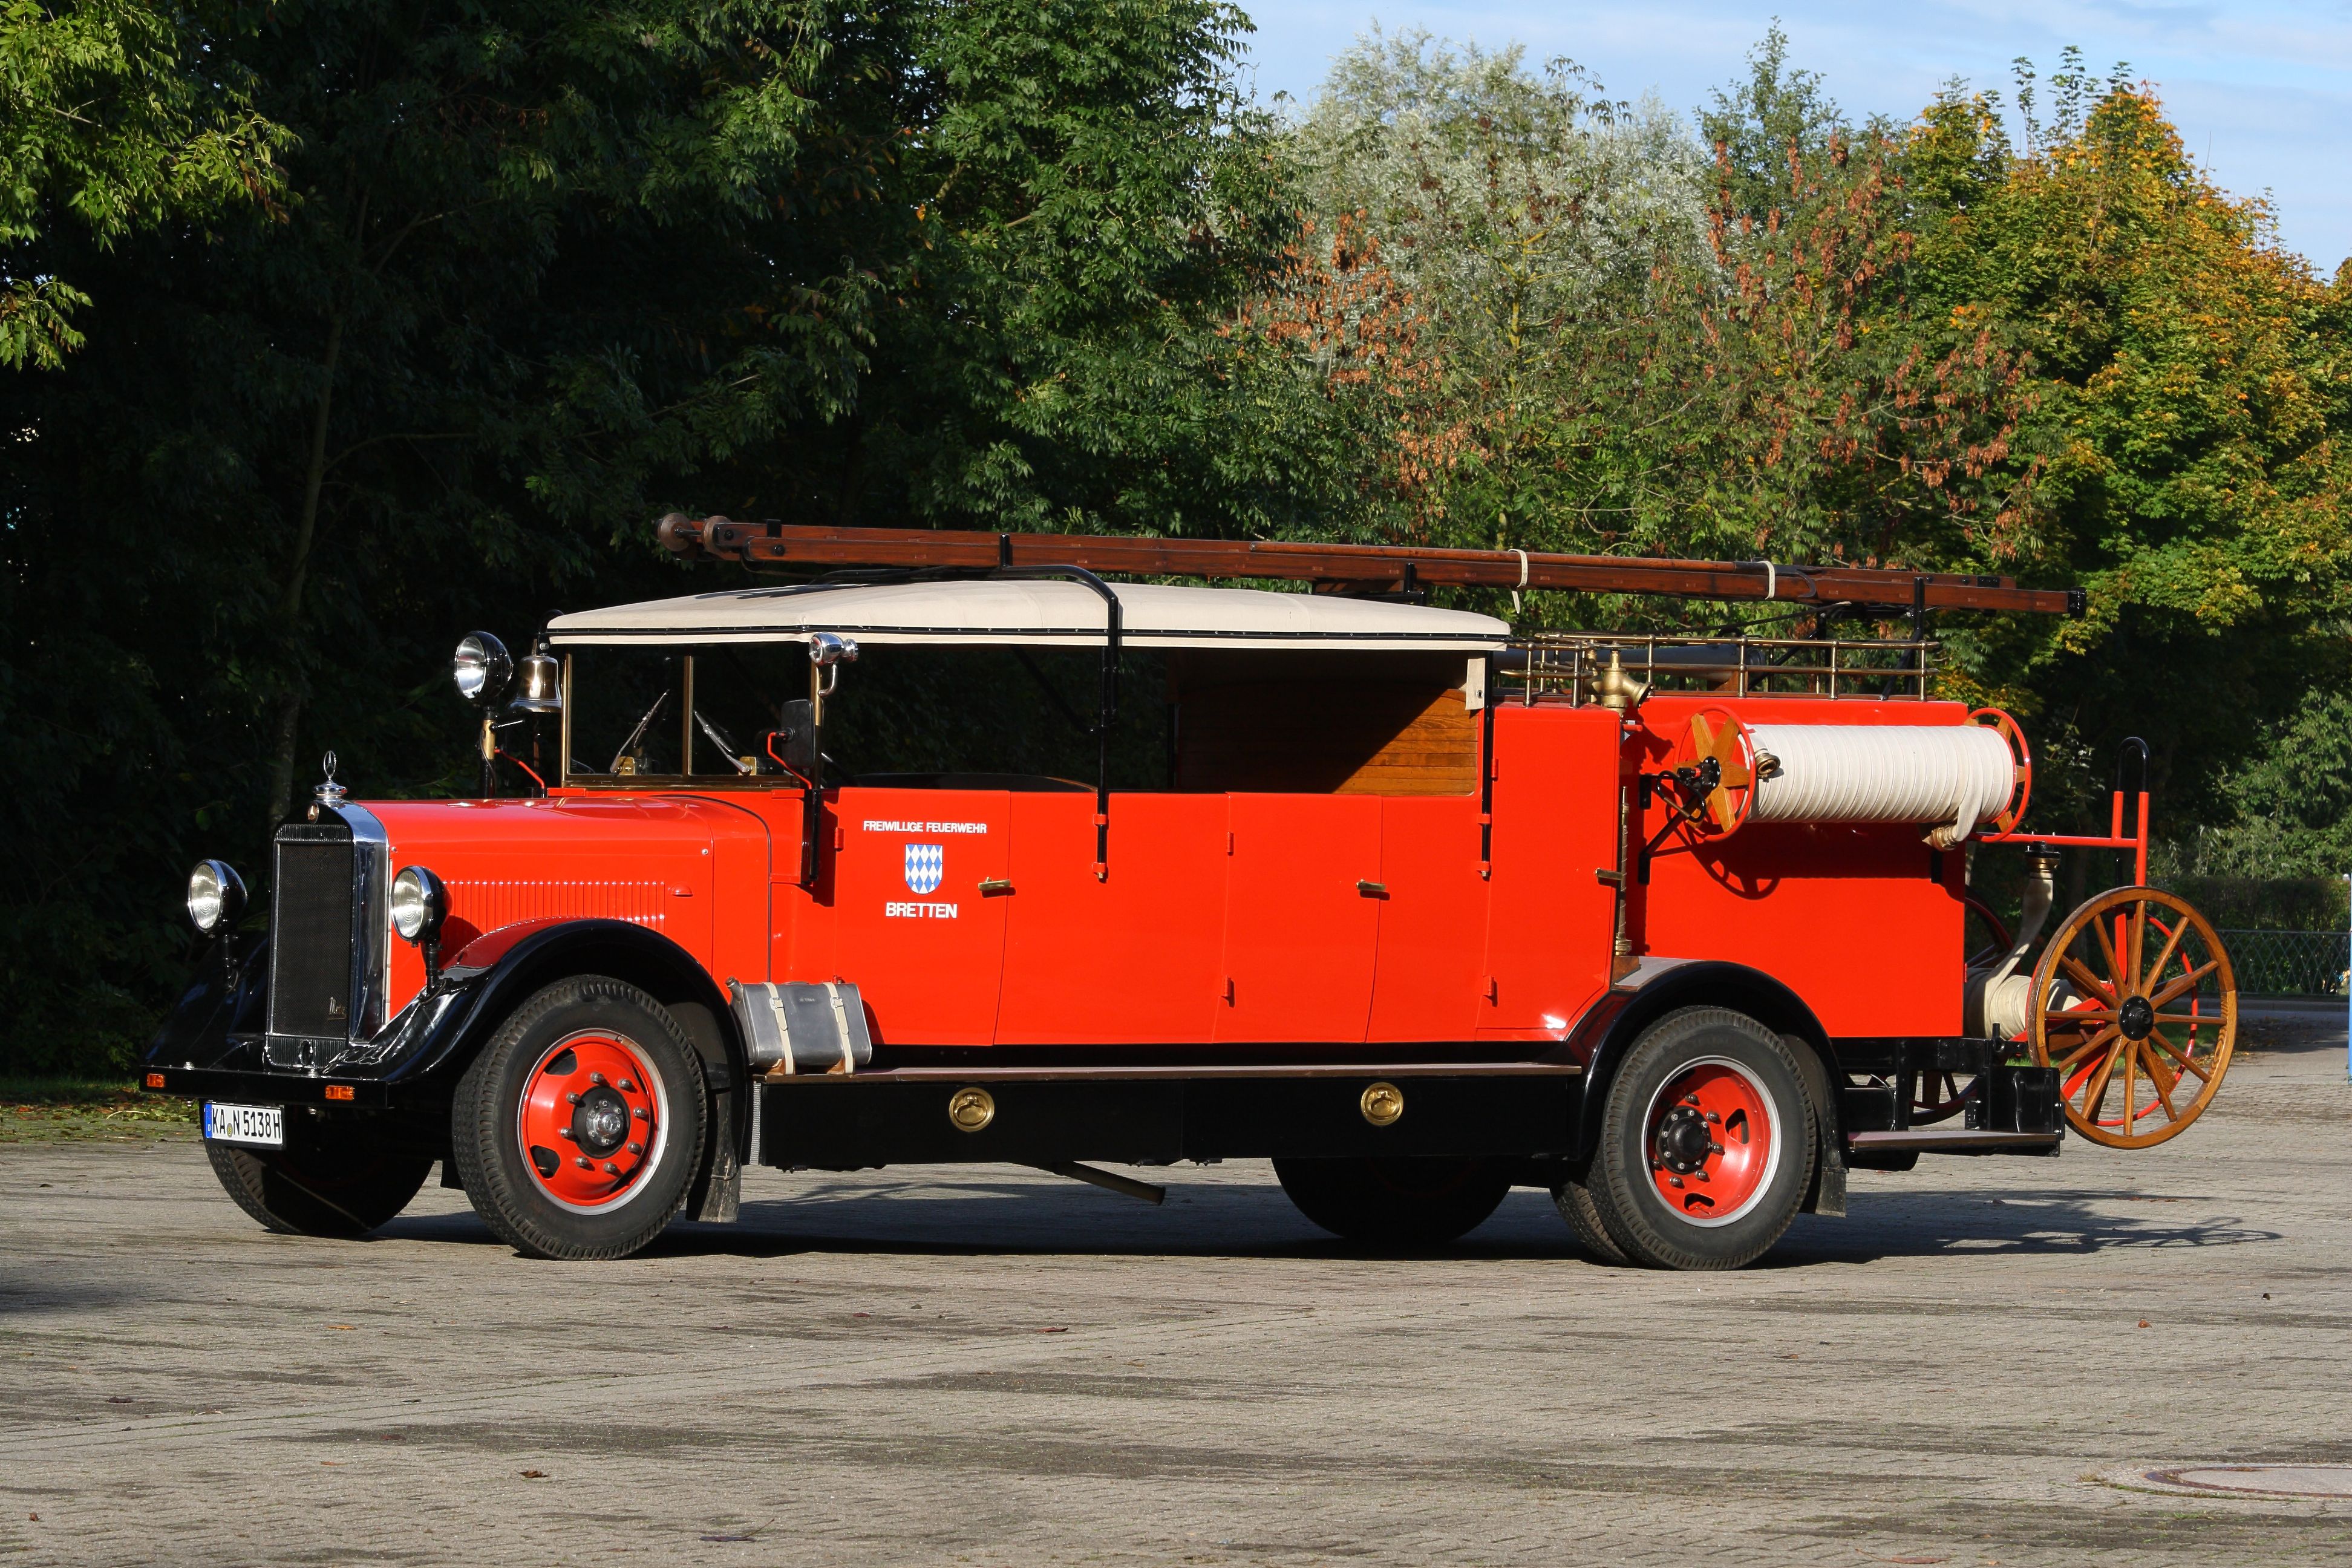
(655, 515), (2085, 618)
(1511, 632), (1940, 702)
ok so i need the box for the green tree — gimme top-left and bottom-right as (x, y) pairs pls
(1243, 30), (2035, 630)
(1901, 79), (2352, 842)
(0, 0), (1281, 1075)
(1695, 20), (1846, 229)
(0, 0), (287, 367)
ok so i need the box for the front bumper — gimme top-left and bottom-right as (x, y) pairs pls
(144, 1066), (412, 1112)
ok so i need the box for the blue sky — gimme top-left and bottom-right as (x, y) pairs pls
(1230, 1), (2352, 272)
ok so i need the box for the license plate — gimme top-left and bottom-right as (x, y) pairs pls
(203, 1102), (284, 1148)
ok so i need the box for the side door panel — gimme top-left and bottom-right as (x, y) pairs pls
(996, 793), (1226, 1044)
(825, 788), (1010, 1045)
(1217, 795), (1382, 1043)
(1478, 708), (1620, 1039)
(1368, 795), (1488, 1041)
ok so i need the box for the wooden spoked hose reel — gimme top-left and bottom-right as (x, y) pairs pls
(2026, 888), (2237, 1149)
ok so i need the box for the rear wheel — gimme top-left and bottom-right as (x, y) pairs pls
(452, 975), (708, 1261)
(1585, 1008), (1817, 1271)
(205, 1117), (433, 1239)
(1273, 1155), (1511, 1247)
(1551, 1169), (1632, 1264)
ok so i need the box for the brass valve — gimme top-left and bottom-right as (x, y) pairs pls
(1592, 650), (1651, 714)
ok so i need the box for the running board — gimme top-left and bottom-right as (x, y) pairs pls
(1848, 1128), (2062, 1155)
(752, 1066), (1581, 1169)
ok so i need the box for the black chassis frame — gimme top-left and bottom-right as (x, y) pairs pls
(146, 920), (2063, 1229)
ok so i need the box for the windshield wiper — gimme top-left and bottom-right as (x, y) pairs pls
(694, 711), (755, 774)
(609, 690), (671, 773)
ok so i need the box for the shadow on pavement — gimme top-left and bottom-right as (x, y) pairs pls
(353, 1176), (2289, 1269)
(1775, 1186), (2283, 1266)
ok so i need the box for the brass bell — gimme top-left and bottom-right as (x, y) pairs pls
(511, 644), (563, 714)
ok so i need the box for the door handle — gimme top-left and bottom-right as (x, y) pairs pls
(978, 878), (1014, 897)
(1356, 880), (1388, 897)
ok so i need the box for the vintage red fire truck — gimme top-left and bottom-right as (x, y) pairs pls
(148, 522), (2238, 1269)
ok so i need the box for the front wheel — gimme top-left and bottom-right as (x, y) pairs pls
(1273, 1156), (1512, 1247)
(205, 1116), (433, 1239)
(1584, 1008), (1817, 1271)
(452, 975), (708, 1261)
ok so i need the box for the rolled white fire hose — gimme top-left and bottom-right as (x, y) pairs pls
(1746, 724), (2017, 846)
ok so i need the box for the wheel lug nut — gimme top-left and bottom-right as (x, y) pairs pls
(557, 1128), (577, 1141)
(617, 1079), (636, 1093)
(601, 1162), (618, 1175)
(566, 1092), (581, 1105)
(575, 1157), (592, 1169)
(626, 1142), (643, 1155)
(589, 1072), (606, 1086)
(633, 1108), (649, 1121)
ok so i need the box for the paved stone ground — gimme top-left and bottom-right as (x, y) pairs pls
(4, 1008), (2348, 1567)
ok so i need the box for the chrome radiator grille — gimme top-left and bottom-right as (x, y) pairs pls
(269, 827), (356, 1039)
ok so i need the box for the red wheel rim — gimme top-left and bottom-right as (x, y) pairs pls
(1643, 1058), (1781, 1227)
(516, 1031), (668, 1214)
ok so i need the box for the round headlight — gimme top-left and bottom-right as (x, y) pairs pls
(186, 860), (246, 936)
(453, 632), (512, 707)
(390, 866), (446, 944)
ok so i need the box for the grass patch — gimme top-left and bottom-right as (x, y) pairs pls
(0, 1078), (196, 1143)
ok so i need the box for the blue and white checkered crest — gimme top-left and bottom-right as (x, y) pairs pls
(903, 842), (944, 896)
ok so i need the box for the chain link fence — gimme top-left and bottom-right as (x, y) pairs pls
(2216, 929), (2351, 997)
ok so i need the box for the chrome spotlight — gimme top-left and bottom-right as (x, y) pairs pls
(453, 632), (512, 707)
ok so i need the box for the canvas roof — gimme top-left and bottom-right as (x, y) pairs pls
(546, 579), (1509, 652)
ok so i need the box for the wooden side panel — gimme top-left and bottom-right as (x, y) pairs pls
(1175, 681), (1476, 796)
(996, 793), (1227, 1045)
(1168, 651), (1481, 798)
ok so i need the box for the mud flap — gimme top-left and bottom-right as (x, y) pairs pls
(1785, 1033), (1846, 1217)
(1808, 1141), (1847, 1217)
(693, 1134), (741, 1223)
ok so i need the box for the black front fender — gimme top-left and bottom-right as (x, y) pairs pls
(145, 934), (269, 1073)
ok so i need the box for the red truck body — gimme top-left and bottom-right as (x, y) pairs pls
(370, 692), (1969, 1059)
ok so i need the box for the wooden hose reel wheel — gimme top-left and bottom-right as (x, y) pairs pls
(1965, 707), (2032, 837)
(2028, 887), (2236, 1149)
(1667, 707), (1756, 837)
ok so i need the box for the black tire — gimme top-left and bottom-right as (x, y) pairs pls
(451, 975), (707, 1261)
(1273, 1156), (1512, 1247)
(1584, 1007), (1817, 1271)
(204, 1117), (433, 1239)
(1551, 1168), (1632, 1265)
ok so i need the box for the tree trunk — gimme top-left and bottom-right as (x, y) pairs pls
(265, 312), (345, 828)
